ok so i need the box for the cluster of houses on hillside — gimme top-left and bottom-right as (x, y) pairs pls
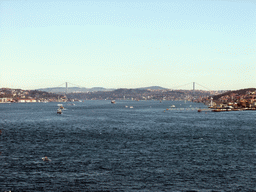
(67, 88), (223, 101)
(1, 87), (255, 109)
(0, 98), (54, 103)
(211, 90), (256, 109)
(0, 88), (66, 103)
(0, 97), (35, 103)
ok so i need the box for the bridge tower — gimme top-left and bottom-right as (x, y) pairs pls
(193, 82), (195, 95)
(66, 82), (68, 94)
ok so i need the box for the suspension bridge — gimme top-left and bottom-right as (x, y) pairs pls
(54, 82), (213, 94)
(55, 82), (83, 94)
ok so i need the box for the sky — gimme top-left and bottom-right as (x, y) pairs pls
(0, 0), (255, 90)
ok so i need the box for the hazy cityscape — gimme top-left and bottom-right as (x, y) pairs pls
(0, 86), (224, 103)
(2, 85), (256, 111)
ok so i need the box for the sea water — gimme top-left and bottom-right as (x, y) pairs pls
(1, 100), (256, 191)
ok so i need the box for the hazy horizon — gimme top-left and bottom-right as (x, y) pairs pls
(1, 84), (241, 92)
(1, 0), (255, 90)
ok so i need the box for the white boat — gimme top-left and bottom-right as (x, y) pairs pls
(170, 105), (176, 108)
(130, 106), (133, 108)
(58, 104), (64, 109)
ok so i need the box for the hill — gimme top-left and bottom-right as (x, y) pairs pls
(37, 87), (115, 93)
(137, 86), (167, 90)
(212, 88), (256, 101)
(37, 86), (167, 93)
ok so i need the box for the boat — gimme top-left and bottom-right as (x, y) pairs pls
(170, 105), (175, 108)
(57, 104), (64, 109)
(198, 109), (202, 112)
(57, 108), (62, 114)
(212, 109), (222, 112)
(111, 100), (116, 104)
(130, 106), (133, 108)
(42, 156), (51, 161)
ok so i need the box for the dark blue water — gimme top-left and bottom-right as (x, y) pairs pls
(1, 100), (256, 191)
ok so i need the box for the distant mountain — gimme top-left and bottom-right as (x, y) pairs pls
(37, 87), (115, 93)
(89, 87), (109, 92)
(137, 86), (167, 90)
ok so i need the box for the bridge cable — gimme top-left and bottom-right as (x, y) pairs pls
(66, 82), (86, 88)
(195, 82), (212, 91)
(56, 83), (66, 87)
(169, 82), (193, 90)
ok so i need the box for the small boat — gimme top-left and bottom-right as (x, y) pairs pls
(57, 104), (64, 109)
(111, 100), (116, 104)
(42, 156), (51, 161)
(130, 106), (133, 108)
(125, 106), (128, 108)
(198, 109), (202, 112)
(57, 108), (62, 114)
(212, 109), (222, 112)
(170, 105), (175, 108)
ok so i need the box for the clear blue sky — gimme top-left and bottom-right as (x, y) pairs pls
(1, 0), (255, 90)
